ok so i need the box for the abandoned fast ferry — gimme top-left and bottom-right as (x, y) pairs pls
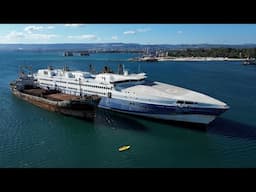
(32, 65), (229, 124)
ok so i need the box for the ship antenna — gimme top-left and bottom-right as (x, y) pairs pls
(118, 64), (124, 74)
(123, 64), (125, 74)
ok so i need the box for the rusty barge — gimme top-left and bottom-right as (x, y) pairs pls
(10, 68), (101, 120)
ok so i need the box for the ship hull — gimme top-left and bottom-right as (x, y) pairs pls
(98, 97), (226, 124)
(11, 87), (99, 120)
(103, 108), (216, 124)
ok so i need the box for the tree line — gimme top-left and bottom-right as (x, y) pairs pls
(167, 48), (256, 58)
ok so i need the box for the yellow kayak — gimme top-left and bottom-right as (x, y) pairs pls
(118, 145), (131, 152)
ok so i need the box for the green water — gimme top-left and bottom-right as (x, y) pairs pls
(1, 51), (256, 168)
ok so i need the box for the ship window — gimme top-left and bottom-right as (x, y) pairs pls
(184, 101), (194, 104)
(177, 100), (197, 105)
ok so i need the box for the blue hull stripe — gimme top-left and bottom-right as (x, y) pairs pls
(98, 97), (226, 116)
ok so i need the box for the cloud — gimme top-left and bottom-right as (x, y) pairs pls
(64, 24), (84, 27)
(0, 24), (57, 43)
(24, 25), (55, 33)
(123, 30), (136, 35)
(177, 30), (183, 34)
(24, 26), (43, 33)
(68, 34), (97, 40)
(3, 31), (25, 41)
(123, 28), (151, 35)
(0, 31), (57, 43)
(111, 36), (118, 40)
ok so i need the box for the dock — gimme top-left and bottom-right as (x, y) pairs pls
(63, 51), (90, 56)
(128, 56), (249, 62)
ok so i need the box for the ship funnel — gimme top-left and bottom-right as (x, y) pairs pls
(118, 64), (124, 75)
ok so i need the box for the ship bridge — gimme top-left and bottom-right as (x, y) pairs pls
(94, 72), (147, 84)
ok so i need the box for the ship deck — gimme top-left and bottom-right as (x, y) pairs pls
(46, 93), (80, 101)
(22, 88), (81, 101)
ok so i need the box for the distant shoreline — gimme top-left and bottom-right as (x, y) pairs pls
(128, 56), (249, 62)
(156, 57), (247, 62)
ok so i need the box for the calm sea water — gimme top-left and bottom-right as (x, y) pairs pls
(1, 50), (256, 168)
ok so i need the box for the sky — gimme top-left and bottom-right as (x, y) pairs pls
(0, 24), (256, 44)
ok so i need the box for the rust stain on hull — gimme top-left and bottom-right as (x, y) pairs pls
(11, 87), (101, 120)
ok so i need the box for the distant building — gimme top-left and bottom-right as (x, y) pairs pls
(63, 51), (73, 56)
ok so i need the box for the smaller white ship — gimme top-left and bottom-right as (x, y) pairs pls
(243, 57), (256, 65)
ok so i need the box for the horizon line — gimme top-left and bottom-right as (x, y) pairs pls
(0, 42), (256, 45)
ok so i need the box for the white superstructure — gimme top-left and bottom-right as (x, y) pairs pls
(33, 66), (229, 124)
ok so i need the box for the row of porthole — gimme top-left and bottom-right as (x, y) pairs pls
(176, 100), (198, 105)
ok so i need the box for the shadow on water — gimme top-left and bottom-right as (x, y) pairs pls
(12, 91), (256, 140)
(208, 117), (256, 141)
(93, 109), (149, 132)
(10, 94), (148, 132)
(94, 109), (209, 132)
(143, 118), (208, 132)
(93, 110), (256, 140)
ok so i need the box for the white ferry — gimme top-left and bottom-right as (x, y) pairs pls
(32, 65), (229, 124)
